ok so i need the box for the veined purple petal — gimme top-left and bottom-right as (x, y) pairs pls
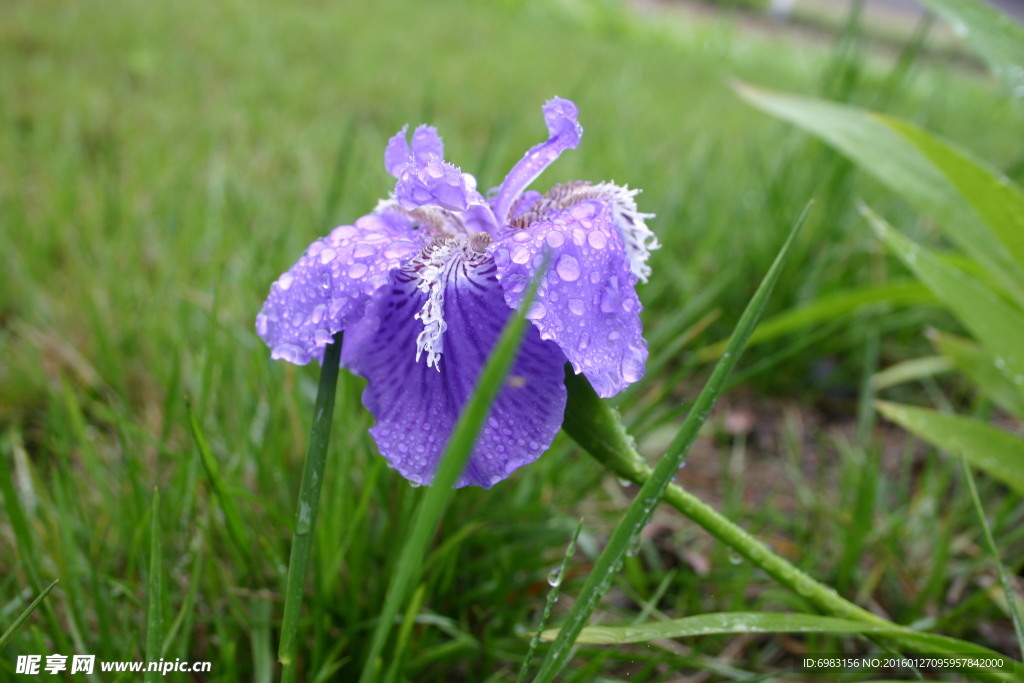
(491, 199), (647, 398)
(256, 208), (424, 365)
(346, 249), (567, 488)
(492, 98), (583, 225)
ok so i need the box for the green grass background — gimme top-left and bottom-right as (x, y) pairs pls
(2, 0), (1022, 679)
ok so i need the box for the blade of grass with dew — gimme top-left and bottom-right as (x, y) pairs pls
(542, 612), (909, 644)
(517, 520), (583, 683)
(959, 456), (1024, 658)
(877, 401), (1024, 496)
(0, 579), (58, 653)
(186, 398), (250, 556)
(144, 489), (163, 683)
(534, 206), (809, 682)
(734, 83), (1024, 305)
(930, 331), (1024, 419)
(356, 263), (546, 683)
(863, 207), (1024, 398)
(278, 331), (344, 682)
(914, 0), (1024, 95)
(561, 381), (1019, 680)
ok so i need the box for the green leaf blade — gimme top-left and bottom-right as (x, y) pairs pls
(877, 400), (1024, 496)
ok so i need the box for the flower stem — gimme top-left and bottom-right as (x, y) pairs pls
(278, 333), (343, 683)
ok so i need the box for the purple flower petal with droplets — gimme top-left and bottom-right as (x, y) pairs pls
(491, 199), (647, 398)
(256, 209), (423, 364)
(491, 97), (582, 225)
(385, 124), (445, 177)
(345, 254), (567, 487)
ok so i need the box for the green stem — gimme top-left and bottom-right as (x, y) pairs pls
(278, 333), (343, 683)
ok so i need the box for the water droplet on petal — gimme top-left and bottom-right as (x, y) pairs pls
(511, 245), (530, 264)
(621, 349), (644, 383)
(347, 262), (369, 279)
(279, 272), (294, 290)
(555, 254), (580, 282)
(579, 333), (590, 350)
(513, 231), (532, 243)
(526, 302), (547, 320)
(314, 328), (332, 345)
(310, 304), (326, 324)
(568, 299), (585, 315)
(319, 247), (337, 265)
(587, 231), (607, 249)
(545, 231), (565, 248)
(352, 243), (376, 258)
(256, 314), (269, 335)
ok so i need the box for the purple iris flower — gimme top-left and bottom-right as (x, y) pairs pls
(257, 98), (658, 488)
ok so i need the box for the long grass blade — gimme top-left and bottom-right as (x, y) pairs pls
(0, 579), (58, 653)
(278, 332), (344, 681)
(144, 489), (164, 683)
(534, 205), (809, 682)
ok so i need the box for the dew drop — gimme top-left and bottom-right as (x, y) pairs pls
(321, 272), (332, 290)
(314, 328), (332, 345)
(579, 333), (590, 350)
(513, 231), (532, 243)
(587, 230), (607, 249)
(319, 247), (337, 265)
(347, 262), (369, 279)
(626, 535), (642, 557)
(526, 302), (547, 320)
(256, 313), (268, 335)
(278, 272), (294, 290)
(310, 304), (326, 324)
(511, 245), (531, 264)
(352, 242), (376, 258)
(568, 298), (585, 316)
(545, 231), (565, 248)
(555, 254), (581, 282)
(547, 567), (563, 587)
(621, 350), (644, 383)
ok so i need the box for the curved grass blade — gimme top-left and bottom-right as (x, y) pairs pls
(0, 579), (58, 653)
(863, 207), (1024, 397)
(356, 264), (546, 683)
(532, 206), (809, 683)
(735, 83), (1024, 305)
(144, 489), (164, 683)
(882, 115), (1024, 272)
(696, 280), (932, 362)
(877, 401), (1024, 496)
(914, 0), (1024, 95)
(278, 332), (344, 682)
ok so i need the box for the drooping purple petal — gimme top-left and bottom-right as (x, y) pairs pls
(345, 252), (567, 488)
(491, 199), (647, 398)
(491, 98), (583, 225)
(256, 208), (424, 365)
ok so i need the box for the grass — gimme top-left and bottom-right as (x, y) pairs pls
(1, 0), (1022, 679)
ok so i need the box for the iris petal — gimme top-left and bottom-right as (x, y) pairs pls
(256, 209), (423, 365)
(491, 199), (648, 398)
(491, 98), (583, 225)
(346, 255), (567, 487)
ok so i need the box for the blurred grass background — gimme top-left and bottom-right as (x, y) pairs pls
(1, 0), (1022, 679)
